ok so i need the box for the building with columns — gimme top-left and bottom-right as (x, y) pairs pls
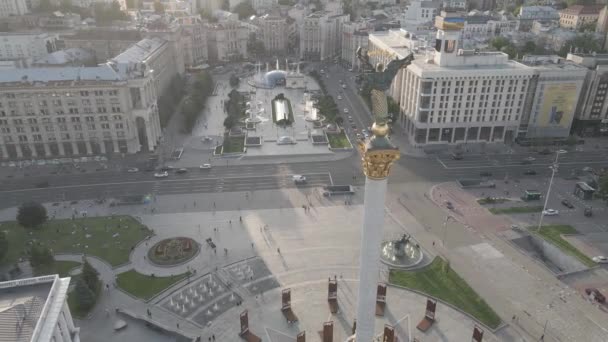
(0, 60), (162, 160)
(299, 11), (349, 61)
(0, 275), (80, 342)
(341, 20), (372, 70)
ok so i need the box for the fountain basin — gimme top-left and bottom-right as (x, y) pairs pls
(379, 234), (424, 269)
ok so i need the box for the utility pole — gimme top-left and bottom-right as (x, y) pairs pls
(537, 150), (565, 231)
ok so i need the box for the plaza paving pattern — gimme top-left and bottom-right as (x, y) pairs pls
(0, 189), (511, 342)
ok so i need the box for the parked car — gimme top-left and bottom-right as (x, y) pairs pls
(199, 164), (212, 170)
(539, 149), (551, 155)
(127, 167), (139, 173)
(523, 170), (537, 175)
(525, 157), (536, 162)
(348, 116), (354, 122)
(342, 84), (347, 89)
(585, 206), (593, 217)
(337, 95), (342, 100)
(176, 168), (188, 174)
(542, 209), (559, 216)
(585, 288), (606, 303)
(154, 171), (169, 178)
(344, 108), (349, 114)
(557, 149), (568, 154)
(351, 123), (357, 129)
(480, 171), (492, 177)
(561, 199), (574, 208)
(445, 201), (454, 209)
(592, 256), (608, 264)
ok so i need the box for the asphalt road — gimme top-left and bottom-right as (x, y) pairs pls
(2, 64), (608, 208)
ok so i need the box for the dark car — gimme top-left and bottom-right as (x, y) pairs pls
(445, 201), (454, 209)
(480, 171), (492, 177)
(538, 149), (551, 155)
(561, 199), (574, 208)
(523, 170), (537, 175)
(585, 207), (593, 217)
(175, 168), (188, 174)
(451, 152), (463, 160)
(585, 288), (606, 303)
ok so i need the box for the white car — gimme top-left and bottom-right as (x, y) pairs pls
(542, 209), (559, 216)
(525, 157), (536, 162)
(127, 167), (139, 173)
(199, 164), (212, 169)
(344, 108), (349, 114)
(154, 171), (169, 178)
(292, 175), (307, 184)
(348, 68), (353, 72)
(337, 95), (342, 100)
(557, 149), (568, 154)
(342, 84), (347, 89)
(592, 256), (608, 263)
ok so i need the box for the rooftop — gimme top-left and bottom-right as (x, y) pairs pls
(65, 28), (142, 41)
(0, 64), (123, 84)
(0, 276), (63, 342)
(111, 37), (166, 64)
(520, 55), (587, 71)
(559, 4), (604, 15)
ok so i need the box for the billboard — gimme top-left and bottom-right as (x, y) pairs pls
(537, 83), (578, 129)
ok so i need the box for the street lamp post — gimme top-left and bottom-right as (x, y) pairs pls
(537, 150), (565, 231)
(443, 215), (455, 247)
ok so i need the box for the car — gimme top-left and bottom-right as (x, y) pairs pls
(363, 131), (370, 139)
(542, 209), (559, 216)
(337, 95), (342, 100)
(557, 149), (568, 154)
(523, 169), (537, 175)
(293, 175), (307, 184)
(176, 168), (188, 174)
(585, 206), (593, 217)
(480, 171), (492, 177)
(525, 156), (536, 162)
(592, 256), (608, 264)
(561, 199), (574, 208)
(342, 84), (347, 89)
(127, 167), (139, 173)
(154, 171), (169, 178)
(444, 201), (454, 209)
(344, 108), (349, 114)
(582, 166), (594, 172)
(201, 136), (213, 142)
(348, 68), (353, 72)
(538, 149), (551, 155)
(351, 123), (357, 129)
(451, 152), (463, 160)
(199, 164), (212, 169)
(585, 288), (606, 303)
(356, 133), (363, 140)
(348, 115), (354, 122)
(159, 165), (174, 172)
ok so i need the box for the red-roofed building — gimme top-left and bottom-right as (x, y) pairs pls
(559, 4), (604, 29)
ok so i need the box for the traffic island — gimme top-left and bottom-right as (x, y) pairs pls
(326, 131), (352, 149)
(529, 225), (595, 267)
(389, 257), (502, 329)
(488, 206), (543, 215)
(147, 237), (199, 267)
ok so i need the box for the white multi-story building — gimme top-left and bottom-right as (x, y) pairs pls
(175, 15), (208, 67)
(385, 16), (535, 146)
(252, 0), (276, 13)
(206, 18), (248, 61)
(341, 20), (372, 70)
(255, 14), (290, 53)
(300, 11), (348, 61)
(401, 0), (439, 28)
(0, 275), (79, 342)
(518, 6), (560, 31)
(0, 55), (162, 159)
(0, 32), (58, 62)
(0, 0), (28, 18)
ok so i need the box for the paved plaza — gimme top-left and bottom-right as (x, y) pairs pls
(0, 188), (509, 341)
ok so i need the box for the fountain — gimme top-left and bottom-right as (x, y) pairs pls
(213, 303), (220, 311)
(181, 305), (187, 314)
(229, 293), (236, 302)
(208, 289), (214, 297)
(170, 298), (176, 308)
(379, 234), (424, 269)
(304, 93), (325, 123)
(206, 309), (213, 316)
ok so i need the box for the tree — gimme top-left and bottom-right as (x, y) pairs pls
(0, 231), (7, 261)
(74, 278), (96, 311)
(224, 115), (237, 129)
(490, 36), (510, 51)
(29, 244), (54, 270)
(81, 260), (99, 292)
(579, 20), (597, 33)
(17, 201), (47, 228)
(559, 33), (601, 57)
(153, 0), (164, 13)
(233, 1), (255, 19)
(229, 74), (240, 88)
(598, 173), (608, 200)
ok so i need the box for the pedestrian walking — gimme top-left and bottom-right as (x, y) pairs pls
(277, 247), (281, 254)
(177, 323), (180, 329)
(212, 335), (215, 341)
(239, 216), (242, 222)
(432, 241), (435, 246)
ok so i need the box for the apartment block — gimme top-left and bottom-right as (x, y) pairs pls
(299, 11), (349, 61)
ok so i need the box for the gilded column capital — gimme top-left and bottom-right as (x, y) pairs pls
(358, 141), (400, 180)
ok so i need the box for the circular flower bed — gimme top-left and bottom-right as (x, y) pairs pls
(147, 237), (199, 266)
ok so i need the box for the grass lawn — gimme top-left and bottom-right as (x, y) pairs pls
(222, 135), (245, 153)
(67, 279), (101, 318)
(389, 257), (501, 329)
(35, 260), (82, 277)
(214, 145), (222, 155)
(327, 131), (352, 148)
(0, 215), (152, 267)
(489, 206), (543, 215)
(477, 197), (510, 205)
(117, 270), (190, 301)
(530, 225), (596, 267)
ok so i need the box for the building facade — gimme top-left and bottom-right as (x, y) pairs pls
(341, 20), (371, 70)
(0, 275), (80, 342)
(206, 19), (248, 61)
(0, 62), (162, 160)
(559, 5), (603, 30)
(175, 15), (208, 67)
(566, 53), (608, 135)
(256, 14), (289, 53)
(518, 5), (560, 31)
(518, 55), (586, 139)
(0, 32), (58, 62)
(299, 11), (348, 61)
(0, 0), (28, 18)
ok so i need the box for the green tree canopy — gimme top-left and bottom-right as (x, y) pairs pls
(29, 244), (54, 270)
(17, 202), (47, 228)
(74, 278), (96, 311)
(0, 231), (7, 261)
(598, 173), (608, 199)
(229, 74), (240, 88)
(233, 1), (255, 19)
(559, 33), (601, 56)
(490, 36), (510, 51)
(82, 260), (100, 292)
(94, 1), (129, 24)
(153, 0), (164, 13)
